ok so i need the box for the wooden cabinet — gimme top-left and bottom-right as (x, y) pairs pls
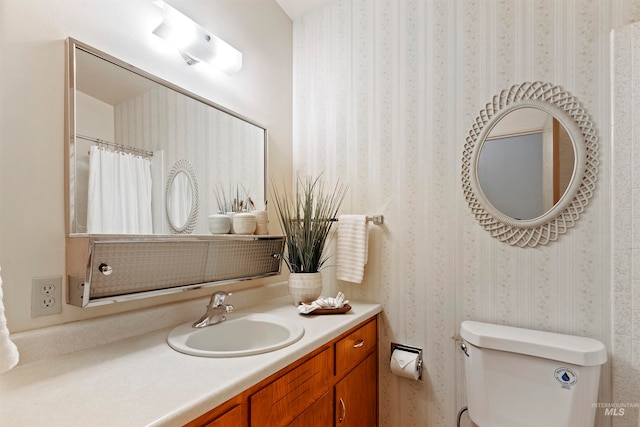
(186, 316), (378, 427)
(335, 353), (378, 426)
(201, 404), (247, 427)
(333, 319), (378, 427)
(187, 403), (248, 427)
(335, 318), (377, 376)
(288, 392), (333, 427)
(251, 349), (332, 426)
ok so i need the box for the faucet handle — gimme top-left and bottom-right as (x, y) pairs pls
(210, 291), (231, 307)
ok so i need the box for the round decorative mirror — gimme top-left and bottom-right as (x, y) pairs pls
(166, 159), (199, 233)
(462, 81), (598, 247)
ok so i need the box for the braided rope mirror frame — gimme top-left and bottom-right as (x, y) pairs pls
(462, 81), (598, 247)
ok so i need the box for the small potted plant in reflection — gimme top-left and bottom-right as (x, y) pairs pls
(209, 183), (256, 234)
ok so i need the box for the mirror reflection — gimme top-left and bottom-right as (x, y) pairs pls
(69, 41), (266, 235)
(85, 144), (153, 234)
(477, 107), (575, 221)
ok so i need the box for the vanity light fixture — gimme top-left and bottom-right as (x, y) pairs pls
(152, 0), (243, 75)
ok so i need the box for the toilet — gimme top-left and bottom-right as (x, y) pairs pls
(460, 320), (607, 427)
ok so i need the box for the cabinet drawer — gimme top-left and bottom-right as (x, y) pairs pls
(335, 318), (377, 376)
(251, 348), (332, 426)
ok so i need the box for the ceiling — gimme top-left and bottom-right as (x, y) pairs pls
(275, 0), (336, 21)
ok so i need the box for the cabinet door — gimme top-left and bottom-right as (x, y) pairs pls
(287, 391), (333, 427)
(335, 353), (377, 427)
(202, 404), (247, 427)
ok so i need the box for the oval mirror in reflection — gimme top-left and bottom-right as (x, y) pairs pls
(477, 107), (575, 221)
(167, 171), (194, 230)
(165, 159), (199, 234)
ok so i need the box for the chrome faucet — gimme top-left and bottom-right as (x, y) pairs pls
(192, 291), (234, 328)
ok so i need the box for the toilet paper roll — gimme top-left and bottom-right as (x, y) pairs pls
(390, 348), (421, 380)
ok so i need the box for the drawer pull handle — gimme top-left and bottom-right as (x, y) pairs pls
(339, 397), (346, 423)
(353, 339), (365, 348)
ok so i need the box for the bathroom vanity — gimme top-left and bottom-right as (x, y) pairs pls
(0, 298), (381, 426)
(187, 315), (378, 427)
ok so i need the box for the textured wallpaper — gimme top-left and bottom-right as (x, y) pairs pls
(612, 20), (640, 427)
(293, 1), (640, 425)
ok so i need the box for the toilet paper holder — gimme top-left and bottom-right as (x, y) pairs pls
(390, 343), (423, 380)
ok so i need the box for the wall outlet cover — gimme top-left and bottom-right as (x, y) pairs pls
(31, 276), (62, 317)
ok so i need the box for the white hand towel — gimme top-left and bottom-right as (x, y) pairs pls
(0, 267), (19, 374)
(336, 215), (369, 283)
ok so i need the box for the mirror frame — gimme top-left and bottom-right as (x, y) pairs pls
(165, 159), (199, 234)
(462, 81), (598, 247)
(64, 38), (284, 308)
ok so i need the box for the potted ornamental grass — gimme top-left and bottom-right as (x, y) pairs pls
(272, 174), (347, 305)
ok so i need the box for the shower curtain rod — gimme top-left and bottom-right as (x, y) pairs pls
(76, 134), (154, 158)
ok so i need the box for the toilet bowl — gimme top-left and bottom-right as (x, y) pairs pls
(460, 321), (607, 427)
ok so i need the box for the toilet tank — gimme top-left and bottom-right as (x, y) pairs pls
(460, 321), (607, 427)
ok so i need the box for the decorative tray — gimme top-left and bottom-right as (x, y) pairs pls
(299, 303), (352, 315)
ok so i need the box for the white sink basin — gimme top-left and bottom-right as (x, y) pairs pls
(167, 313), (304, 357)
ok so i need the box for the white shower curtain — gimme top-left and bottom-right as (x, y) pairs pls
(87, 146), (153, 234)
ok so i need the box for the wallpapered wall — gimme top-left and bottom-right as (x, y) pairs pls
(612, 21), (640, 427)
(293, 1), (640, 425)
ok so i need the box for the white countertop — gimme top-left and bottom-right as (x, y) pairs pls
(0, 298), (382, 427)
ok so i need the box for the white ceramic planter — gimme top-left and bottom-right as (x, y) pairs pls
(288, 272), (323, 305)
(253, 210), (269, 235)
(207, 214), (231, 234)
(232, 212), (257, 234)
(226, 212), (235, 234)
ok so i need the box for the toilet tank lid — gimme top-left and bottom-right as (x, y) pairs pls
(460, 321), (607, 366)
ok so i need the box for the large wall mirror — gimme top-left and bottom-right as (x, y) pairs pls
(462, 81), (598, 247)
(67, 38), (266, 236)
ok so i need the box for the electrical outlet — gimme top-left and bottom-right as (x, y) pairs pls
(31, 276), (62, 317)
